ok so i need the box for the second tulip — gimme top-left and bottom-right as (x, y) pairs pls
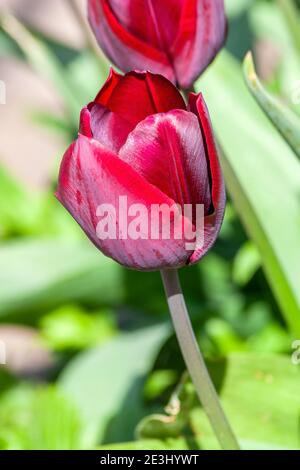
(88, 0), (227, 89)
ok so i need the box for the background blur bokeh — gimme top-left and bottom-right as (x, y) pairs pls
(0, 0), (300, 450)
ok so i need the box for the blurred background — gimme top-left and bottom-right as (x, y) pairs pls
(0, 0), (300, 451)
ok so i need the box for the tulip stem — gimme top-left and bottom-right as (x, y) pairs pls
(161, 268), (240, 450)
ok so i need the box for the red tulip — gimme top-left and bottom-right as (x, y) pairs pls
(88, 0), (227, 89)
(56, 70), (225, 271)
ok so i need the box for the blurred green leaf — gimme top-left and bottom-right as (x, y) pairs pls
(235, 302), (273, 340)
(202, 353), (300, 450)
(0, 167), (42, 238)
(98, 438), (190, 451)
(144, 370), (179, 401)
(225, 0), (252, 18)
(198, 253), (234, 303)
(244, 51), (300, 158)
(205, 319), (246, 355)
(249, 1), (300, 114)
(0, 385), (83, 450)
(199, 51), (300, 335)
(0, 167), (84, 238)
(233, 241), (261, 286)
(59, 324), (170, 446)
(137, 353), (300, 450)
(40, 304), (117, 350)
(277, 0), (300, 57)
(247, 323), (291, 354)
(30, 110), (73, 138)
(0, 239), (124, 318)
(66, 51), (109, 105)
(136, 413), (186, 440)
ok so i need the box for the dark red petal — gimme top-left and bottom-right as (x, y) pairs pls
(94, 67), (123, 106)
(88, 0), (175, 83)
(56, 135), (192, 270)
(79, 107), (93, 138)
(188, 93), (226, 264)
(172, 0), (227, 89)
(103, 71), (186, 129)
(89, 103), (132, 153)
(109, 0), (184, 52)
(119, 109), (211, 217)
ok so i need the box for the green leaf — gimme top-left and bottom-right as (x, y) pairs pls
(205, 319), (246, 355)
(30, 110), (73, 137)
(137, 353), (300, 450)
(225, 0), (252, 18)
(98, 438), (190, 451)
(0, 386), (83, 450)
(243, 51), (300, 158)
(233, 241), (261, 286)
(39, 305), (117, 350)
(201, 353), (300, 450)
(198, 51), (300, 335)
(277, 0), (300, 57)
(247, 323), (291, 354)
(249, 1), (300, 115)
(0, 239), (123, 318)
(59, 324), (170, 446)
(0, 167), (42, 238)
(66, 51), (109, 106)
(144, 370), (179, 401)
(0, 168), (83, 238)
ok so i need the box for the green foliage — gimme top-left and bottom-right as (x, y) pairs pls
(39, 305), (117, 351)
(59, 324), (170, 447)
(232, 241), (261, 287)
(198, 50), (300, 335)
(136, 353), (300, 450)
(0, 239), (124, 318)
(0, 167), (42, 238)
(244, 51), (300, 158)
(0, 385), (83, 450)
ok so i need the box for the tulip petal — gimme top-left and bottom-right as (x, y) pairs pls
(101, 71), (186, 129)
(119, 109), (211, 217)
(92, 71), (186, 149)
(188, 93), (226, 264)
(108, 0), (184, 51)
(173, 0), (227, 89)
(94, 67), (123, 105)
(79, 107), (93, 138)
(56, 135), (193, 270)
(88, 0), (175, 83)
(89, 103), (132, 153)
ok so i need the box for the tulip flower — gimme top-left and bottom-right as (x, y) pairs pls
(88, 0), (227, 89)
(56, 69), (225, 271)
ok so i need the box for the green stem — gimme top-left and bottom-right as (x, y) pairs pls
(161, 269), (240, 450)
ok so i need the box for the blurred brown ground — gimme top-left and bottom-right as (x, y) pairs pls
(0, 0), (86, 189)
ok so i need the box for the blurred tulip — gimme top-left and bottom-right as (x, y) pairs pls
(56, 70), (225, 270)
(88, 0), (227, 89)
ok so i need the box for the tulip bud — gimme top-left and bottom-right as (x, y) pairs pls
(56, 70), (225, 271)
(88, 0), (227, 89)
